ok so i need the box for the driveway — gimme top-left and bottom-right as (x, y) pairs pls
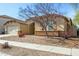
(0, 34), (17, 38)
(0, 52), (11, 56)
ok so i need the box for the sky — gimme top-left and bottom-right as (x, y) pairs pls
(0, 3), (27, 20)
(0, 3), (77, 21)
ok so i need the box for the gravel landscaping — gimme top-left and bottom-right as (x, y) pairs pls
(1, 35), (79, 48)
(0, 44), (65, 56)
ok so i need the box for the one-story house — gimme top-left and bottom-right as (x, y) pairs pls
(25, 14), (77, 37)
(2, 14), (77, 37)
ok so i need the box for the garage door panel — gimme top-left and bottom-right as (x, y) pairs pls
(7, 25), (19, 34)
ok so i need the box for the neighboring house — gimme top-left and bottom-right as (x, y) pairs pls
(4, 19), (28, 34)
(0, 15), (14, 34)
(26, 14), (77, 37)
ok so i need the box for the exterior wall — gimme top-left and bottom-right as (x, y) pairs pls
(35, 31), (66, 37)
(26, 20), (35, 35)
(20, 23), (28, 34)
(68, 25), (77, 37)
(35, 22), (43, 31)
(34, 17), (66, 36)
(55, 17), (65, 31)
(35, 17), (65, 32)
(63, 20), (77, 37)
(28, 23), (35, 34)
(35, 31), (59, 36)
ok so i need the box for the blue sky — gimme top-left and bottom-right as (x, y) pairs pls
(0, 3), (27, 20)
(0, 3), (76, 20)
(59, 4), (76, 19)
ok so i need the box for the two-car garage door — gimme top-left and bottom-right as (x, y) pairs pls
(7, 25), (19, 34)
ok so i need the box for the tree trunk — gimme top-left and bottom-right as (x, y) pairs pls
(44, 28), (49, 39)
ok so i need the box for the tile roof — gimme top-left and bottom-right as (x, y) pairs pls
(25, 14), (70, 23)
(0, 15), (26, 25)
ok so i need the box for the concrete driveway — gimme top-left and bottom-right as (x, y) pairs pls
(0, 52), (11, 56)
(0, 34), (17, 38)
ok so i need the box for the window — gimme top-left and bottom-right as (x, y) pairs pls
(47, 21), (54, 31)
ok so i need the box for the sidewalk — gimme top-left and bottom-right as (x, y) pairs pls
(0, 34), (17, 38)
(0, 39), (79, 56)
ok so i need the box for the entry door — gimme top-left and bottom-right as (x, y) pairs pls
(7, 25), (19, 34)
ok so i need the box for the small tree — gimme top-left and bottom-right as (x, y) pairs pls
(2, 42), (11, 49)
(19, 3), (64, 38)
(73, 10), (79, 25)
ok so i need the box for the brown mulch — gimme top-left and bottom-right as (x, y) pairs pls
(0, 44), (65, 56)
(1, 35), (79, 48)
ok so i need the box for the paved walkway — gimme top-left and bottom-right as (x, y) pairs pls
(0, 40), (79, 56)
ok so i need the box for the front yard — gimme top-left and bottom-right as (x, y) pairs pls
(1, 35), (79, 48)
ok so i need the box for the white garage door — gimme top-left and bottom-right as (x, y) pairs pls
(7, 25), (19, 34)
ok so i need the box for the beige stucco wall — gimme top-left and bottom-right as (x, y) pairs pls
(28, 23), (35, 34)
(35, 22), (42, 31)
(20, 23), (28, 34)
(55, 17), (65, 31)
(35, 17), (65, 32)
(26, 20), (35, 34)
